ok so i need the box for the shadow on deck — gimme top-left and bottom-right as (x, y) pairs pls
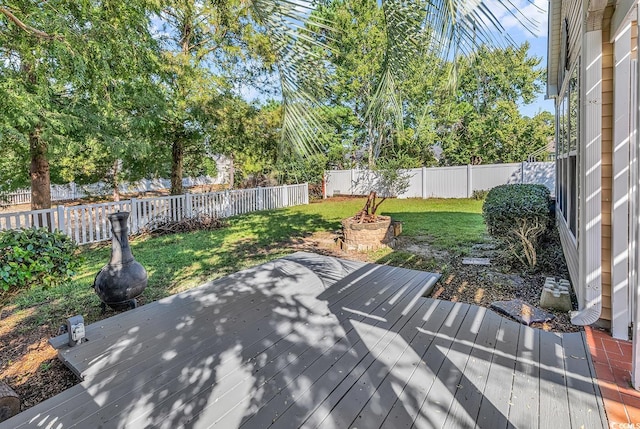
(0, 252), (607, 428)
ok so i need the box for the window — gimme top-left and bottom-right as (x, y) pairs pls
(556, 63), (579, 238)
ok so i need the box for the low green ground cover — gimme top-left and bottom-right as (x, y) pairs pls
(6, 197), (486, 328)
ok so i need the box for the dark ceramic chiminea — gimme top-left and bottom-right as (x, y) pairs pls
(94, 211), (147, 311)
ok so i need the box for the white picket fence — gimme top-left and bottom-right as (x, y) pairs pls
(324, 162), (555, 199)
(0, 184), (309, 245)
(0, 175), (228, 207)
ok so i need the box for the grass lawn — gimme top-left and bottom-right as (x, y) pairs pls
(5, 197), (486, 329)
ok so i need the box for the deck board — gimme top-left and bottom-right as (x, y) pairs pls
(539, 332), (572, 429)
(411, 304), (483, 428)
(563, 332), (609, 428)
(443, 307), (505, 428)
(379, 301), (472, 428)
(506, 324), (540, 429)
(185, 269), (431, 428)
(475, 315), (521, 429)
(345, 299), (452, 429)
(248, 270), (434, 429)
(0, 252), (607, 429)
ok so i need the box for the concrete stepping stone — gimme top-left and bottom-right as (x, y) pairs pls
(490, 299), (556, 326)
(471, 243), (498, 251)
(462, 257), (491, 266)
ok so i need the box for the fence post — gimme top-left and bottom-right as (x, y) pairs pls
(185, 192), (193, 218)
(422, 167), (427, 199)
(322, 173), (327, 199)
(521, 161), (526, 184)
(56, 205), (66, 233)
(304, 183), (309, 204)
(350, 169), (355, 195)
(467, 165), (473, 198)
(224, 190), (231, 217)
(130, 198), (139, 234)
(282, 185), (289, 207)
(257, 187), (263, 210)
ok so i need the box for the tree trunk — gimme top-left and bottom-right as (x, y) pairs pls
(29, 127), (51, 210)
(171, 139), (184, 195)
(0, 380), (20, 422)
(112, 159), (120, 202)
(367, 116), (375, 168)
(228, 154), (234, 189)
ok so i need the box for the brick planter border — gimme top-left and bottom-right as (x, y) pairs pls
(341, 215), (393, 252)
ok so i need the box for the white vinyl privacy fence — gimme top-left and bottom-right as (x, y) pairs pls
(324, 162), (555, 199)
(0, 184), (309, 245)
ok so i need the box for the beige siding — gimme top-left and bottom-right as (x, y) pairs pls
(600, 6), (615, 322)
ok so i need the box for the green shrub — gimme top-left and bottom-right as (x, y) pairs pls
(472, 189), (490, 200)
(482, 184), (551, 268)
(0, 228), (80, 295)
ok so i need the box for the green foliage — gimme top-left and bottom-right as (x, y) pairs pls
(482, 184), (551, 268)
(307, 0), (550, 168)
(0, 228), (80, 295)
(0, 0), (165, 204)
(435, 44), (552, 165)
(471, 189), (490, 200)
(370, 158), (412, 198)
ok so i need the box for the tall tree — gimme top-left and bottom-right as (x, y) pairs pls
(302, 1), (544, 168)
(435, 43), (550, 165)
(0, 1), (162, 208)
(154, 0), (284, 194)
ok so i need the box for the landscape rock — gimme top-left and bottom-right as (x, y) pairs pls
(490, 299), (556, 325)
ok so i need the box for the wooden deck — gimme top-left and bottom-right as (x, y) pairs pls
(1, 252), (607, 428)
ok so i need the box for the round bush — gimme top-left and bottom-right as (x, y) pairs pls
(0, 228), (80, 296)
(482, 184), (552, 267)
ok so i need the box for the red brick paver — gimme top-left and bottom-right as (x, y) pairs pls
(586, 326), (640, 426)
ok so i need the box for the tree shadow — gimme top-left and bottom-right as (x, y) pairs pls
(1, 252), (606, 429)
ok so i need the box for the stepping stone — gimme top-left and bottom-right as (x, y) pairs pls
(490, 299), (556, 326)
(471, 243), (498, 251)
(462, 257), (491, 266)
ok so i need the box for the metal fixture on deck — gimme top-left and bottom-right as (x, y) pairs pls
(65, 315), (85, 346)
(93, 211), (147, 311)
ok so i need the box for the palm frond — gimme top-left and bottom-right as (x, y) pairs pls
(248, 0), (334, 156)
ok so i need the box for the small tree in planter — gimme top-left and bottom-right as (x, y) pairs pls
(342, 159), (411, 251)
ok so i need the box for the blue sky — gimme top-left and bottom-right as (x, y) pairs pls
(490, 0), (554, 117)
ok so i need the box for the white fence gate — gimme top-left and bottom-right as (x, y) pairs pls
(0, 184), (309, 245)
(323, 162), (555, 199)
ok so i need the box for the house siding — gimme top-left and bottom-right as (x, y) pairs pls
(558, 217), (579, 290)
(564, 0), (583, 69)
(554, 0), (585, 314)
